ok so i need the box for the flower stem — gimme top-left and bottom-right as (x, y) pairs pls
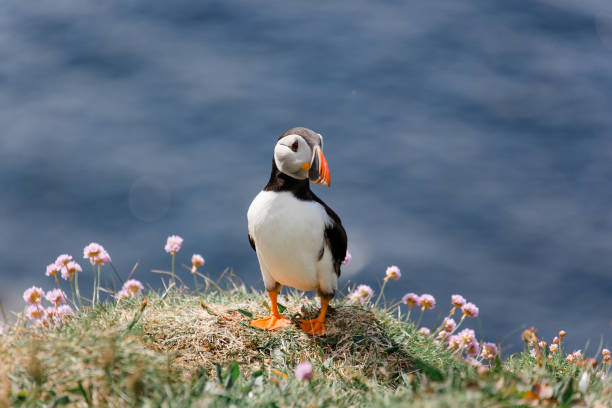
(406, 306), (412, 322)
(416, 307), (425, 328)
(92, 264), (97, 306)
(171, 253), (176, 287)
(74, 272), (81, 308)
(193, 270), (199, 291)
(96, 264), (101, 304)
(70, 278), (76, 307)
(374, 279), (388, 308)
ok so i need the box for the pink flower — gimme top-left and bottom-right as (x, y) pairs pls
(191, 254), (205, 268)
(442, 317), (456, 332)
(419, 294), (436, 310)
(83, 242), (104, 258)
(23, 286), (44, 304)
(558, 330), (566, 339)
(451, 294), (466, 308)
(604, 355), (611, 364)
(56, 305), (74, 321)
(45, 289), (67, 306)
(603, 349), (610, 357)
(295, 361), (313, 380)
(402, 293), (420, 307)
(164, 235), (183, 254)
(549, 344), (559, 353)
(447, 335), (461, 350)
(481, 342), (498, 360)
(566, 354), (575, 363)
(26, 304), (45, 320)
(123, 279), (144, 297)
(342, 251), (352, 266)
(349, 285), (373, 305)
(45, 306), (57, 321)
(114, 289), (129, 301)
(61, 261), (82, 281)
(417, 327), (430, 336)
(83, 243), (111, 265)
(572, 350), (583, 361)
(55, 254), (73, 267)
(461, 302), (479, 318)
(458, 328), (476, 346)
(384, 265), (401, 281)
(466, 339), (480, 356)
(45, 263), (61, 277)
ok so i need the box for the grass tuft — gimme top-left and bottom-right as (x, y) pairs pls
(1, 284), (610, 407)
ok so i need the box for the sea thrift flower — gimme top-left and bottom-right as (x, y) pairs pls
(604, 355), (611, 363)
(442, 317), (456, 332)
(384, 265), (401, 281)
(458, 328), (476, 346)
(466, 339), (480, 356)
(45, 306), (57, 320)
(538, 341), (548, 349)
(349, 285), (374, 305)
(419, 294), (435, 310)
(418, 327), (431, 336)
(115, 289), (129, 300)
(461, 302), (479, 318)
(23, 287), (44, 304)
(55, 254), (73, 267)
(342, 251), (352, 266)
(123, 279), (144, 296)
(45, 263), (61, 278)
(521, 327), (537, 345)
(191, 254), (205, 270)
(603, 349), (610, 357)
(402, 293), (420, 307)
(61, 261), (82, 280)
(83, 243), (111, 265)
(550, 344), (559, 353)
(553, 336), (560, 345)
(56, 305), (74, 321)
(572, 350), (583, 361)
(295, 361), (313, 380)
(558, 330), (566, 339)
(45, 289), (67, 306)
(451, 294), (466, 308)
(481, 342), (498, 361)
(164, 235), (183, 254)
(447, 335), (461, 350)
(26, 304), (45, 320)
(83, 242), (104, 259)
(566, 354), (575, 363)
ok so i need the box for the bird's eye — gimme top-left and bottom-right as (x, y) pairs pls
(290, 140), (299, 152)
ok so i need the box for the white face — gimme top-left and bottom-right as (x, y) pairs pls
(274, 134), (314, 179)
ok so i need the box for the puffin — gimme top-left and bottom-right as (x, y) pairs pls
(247, 127), (347, 335)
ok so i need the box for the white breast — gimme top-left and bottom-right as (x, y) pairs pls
(247, 191), (333, 292)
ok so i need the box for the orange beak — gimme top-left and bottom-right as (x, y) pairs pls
(309, 145), (331, 187)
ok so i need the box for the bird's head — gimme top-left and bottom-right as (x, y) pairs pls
(274, 127), (331, 186)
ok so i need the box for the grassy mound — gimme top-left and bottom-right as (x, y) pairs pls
(0, 286), (610, 407)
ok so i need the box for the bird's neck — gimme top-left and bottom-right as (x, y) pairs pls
(264, 160), (311, 197)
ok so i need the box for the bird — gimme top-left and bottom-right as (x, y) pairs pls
(247, 127), (347, 335)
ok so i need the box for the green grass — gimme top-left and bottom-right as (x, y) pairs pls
(0, 284), (610, 407)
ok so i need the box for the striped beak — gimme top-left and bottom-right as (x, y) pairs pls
(308, 145), (331, 186)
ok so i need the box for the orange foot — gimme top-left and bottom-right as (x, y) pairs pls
(299, 319), (327, 336)
(250, 315), (291, 331)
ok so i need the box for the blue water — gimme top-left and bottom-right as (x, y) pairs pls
(2, 0), (612, 353)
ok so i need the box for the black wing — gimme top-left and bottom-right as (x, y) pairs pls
(311, 194), (347, 277)
(248, 233), (256, 251)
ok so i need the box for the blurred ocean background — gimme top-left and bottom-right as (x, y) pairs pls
(2, 0), (612, 352)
